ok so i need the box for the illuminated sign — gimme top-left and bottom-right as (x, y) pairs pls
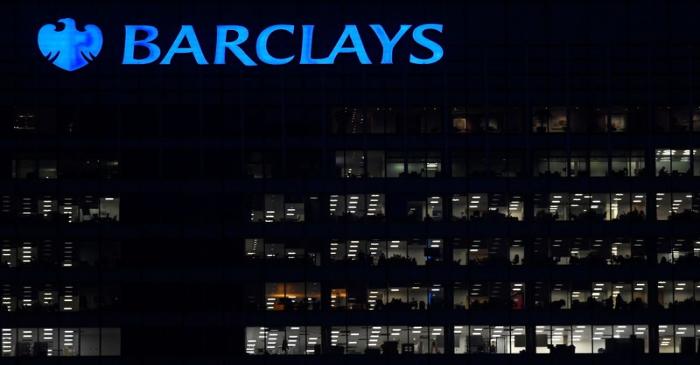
(37, 18), (103, 71)
(38, 19), (444, 71)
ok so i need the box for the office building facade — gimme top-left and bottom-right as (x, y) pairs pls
(1, 0), (700, 363)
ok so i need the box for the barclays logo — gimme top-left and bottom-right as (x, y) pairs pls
(37, 19), (444, 71)
(37, 18), (103, 71)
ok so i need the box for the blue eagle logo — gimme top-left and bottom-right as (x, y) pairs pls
(37, 18), (103, 72)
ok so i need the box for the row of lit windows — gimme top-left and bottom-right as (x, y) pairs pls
(335, 149), (700, 179)
(245, 324), (700, 355)
(249, 281), (700, 312)
(1, 241), (121, 269)
(245, 238), (700, 267)
(245, 325), (443, 355)
(5, 151), (700, 181)
(0, 328), (120, 357)
(0, 284), (120, 313)
(249, 149), (690, 179)
(2, 284), (79, 312)
(0, 195), (119, 223)
(456, 281), (699, 311)
(247, 193), (700, 223)
(534, 192), (694, 221)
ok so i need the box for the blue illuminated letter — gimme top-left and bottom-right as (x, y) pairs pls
(410, 24), (444, 64)
(300, 25), (325, 64)
(214, 25), (256, 66)
(324, 25), (371, 64)
(369, 24), (411, 64)
(256, 24), (295, 65)
(123, 25), (160, 64)
(160, 25), (208, 65)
